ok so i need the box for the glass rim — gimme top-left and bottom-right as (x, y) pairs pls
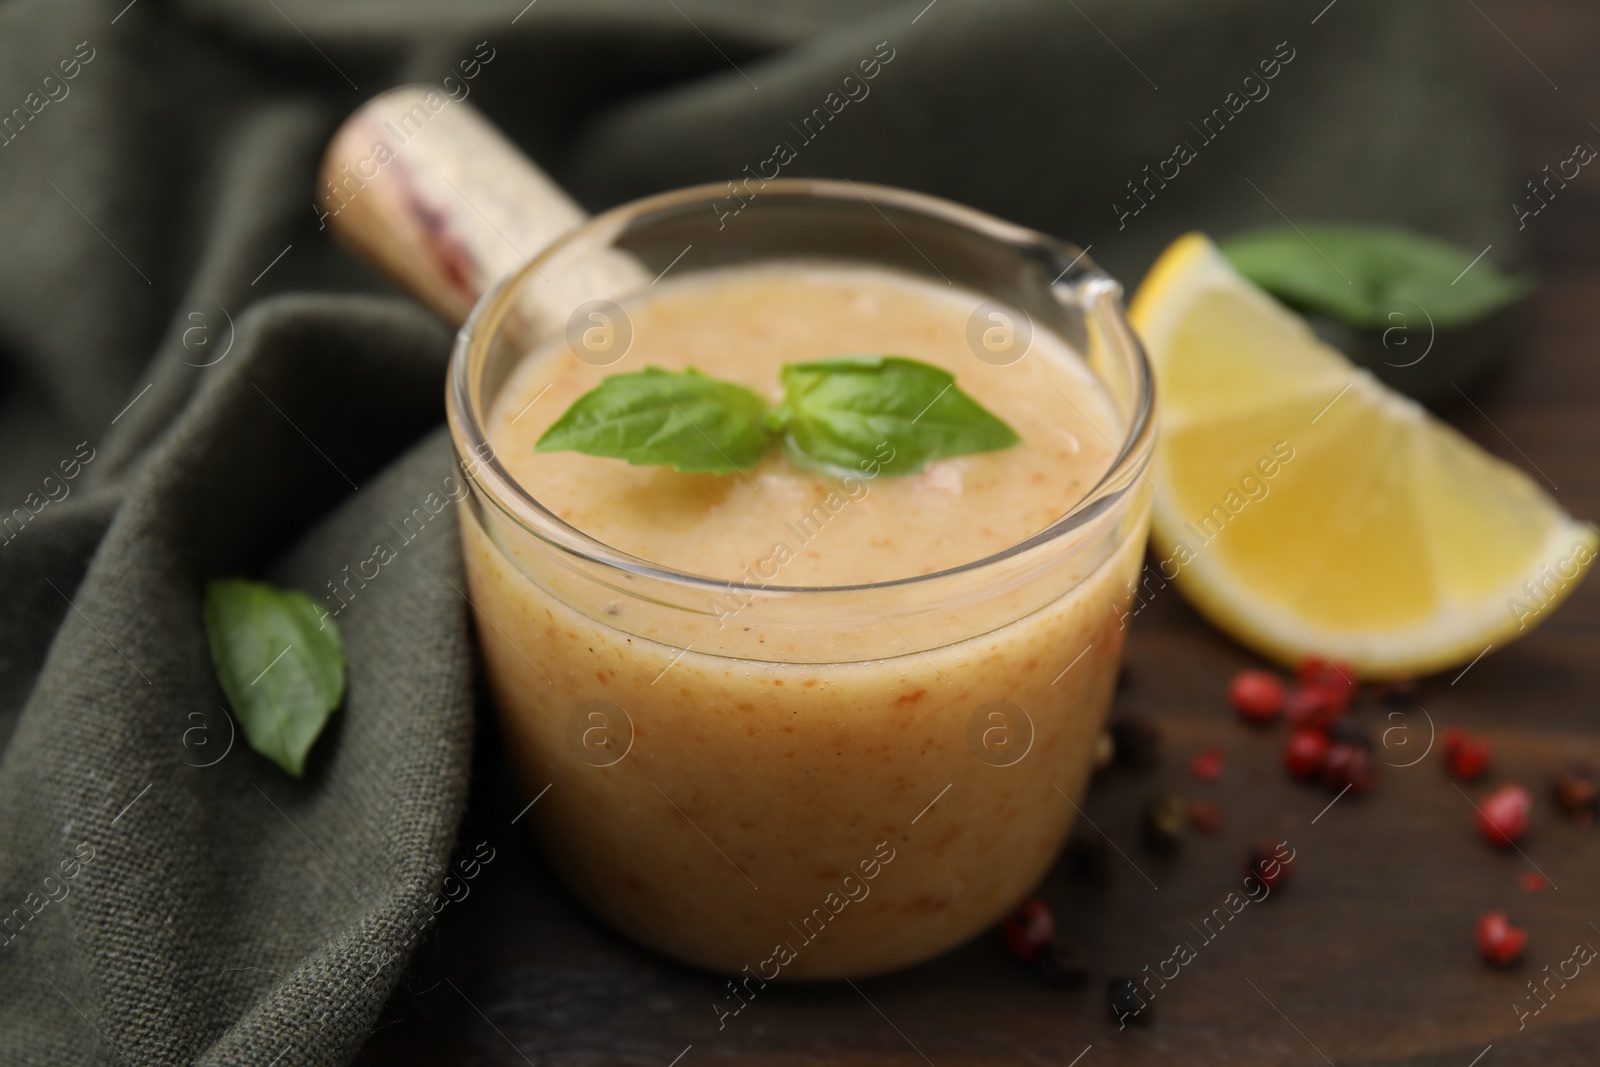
(446, 177), (1157, 596)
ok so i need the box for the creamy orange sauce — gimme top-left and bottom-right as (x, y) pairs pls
(463, 264), (1148, 977)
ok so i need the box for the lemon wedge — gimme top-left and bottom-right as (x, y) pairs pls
(1128, 233), (1595, 678)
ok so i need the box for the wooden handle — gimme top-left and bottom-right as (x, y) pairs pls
(317, 85), (589, 326)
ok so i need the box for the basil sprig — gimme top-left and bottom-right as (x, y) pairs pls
(1220, 224), (1535, 330)
(536, 356), (1018, 476)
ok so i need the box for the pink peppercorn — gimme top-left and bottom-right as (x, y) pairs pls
(1229, 669), (1286, 723)
(1476, 911), (1528, 967)
(1296, 658), (1357, 712)
(1002, 898), (1056, 962)
(1188, 800), (1226, 836)
(1284, 730), (1330, 781)
(1190, 747), (1225, 782)
(1320, 742), (1377, 795)
(1441, 729), (1490, 780)
(1476, 784), (1531, 847)
(1285, 686), (1341, 731)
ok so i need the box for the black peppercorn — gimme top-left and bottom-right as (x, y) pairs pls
(1110, 715), (1161, 769)
(1107, 977), (1148, 1025)
(1373, 678), (1419, 705)
(1246, 840), (1295, 892)
(1036, 937), (1089, 987)
(1065, 828), (1113, 882)
(1142, 792), (1186, 852)
(1325, 719), (1371, 750)
(1554, 763), (1598, 826)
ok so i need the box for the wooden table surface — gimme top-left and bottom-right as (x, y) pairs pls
(358, 3), (1600, 1062)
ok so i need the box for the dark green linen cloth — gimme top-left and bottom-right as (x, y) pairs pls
(0, 0), (1513, 1061)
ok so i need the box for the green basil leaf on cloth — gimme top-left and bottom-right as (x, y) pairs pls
(0, 295), (473, 1064)
(204, 578), (345, 777)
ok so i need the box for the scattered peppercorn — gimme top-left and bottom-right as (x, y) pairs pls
(1109, 715), (1161, 770)
(1189, 747), (1224, 782)
(1065, 828), (1113, 882)
(1519, 871), (1550, 893)
(1320, 742), (1377, 795)
(1284, 729), (1330, 781)
(1477, 784), (1532, 847)
(1002, 898), (1056, 962)
(1143, 793), (1187, 852)
(1286, 686), (1341, 731)
(1476, 910), (1528, 967)
(1036, 936), (1090, 987)
(1553, 763), (1598, 826)
(1228, 669), (1286, 724)
(1297, 657), (1358, 712)
(1247, 841), (1294, 891)
(1441, 729), (1490, 780)
(1188, 799), (1226, 837)
(1326, 719), (1372, 750)
(1106, 977), (1148, 1025)
(1372, 677), (1419, 705)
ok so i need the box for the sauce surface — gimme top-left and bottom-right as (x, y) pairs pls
(487, 266), (1122, 585)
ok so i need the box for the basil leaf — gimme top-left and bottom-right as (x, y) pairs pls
(204, 578), (346, 777)
(1220, 224), (1534, 330)
(536, 367), (774, 474)
(775, 356), (1018, 476)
